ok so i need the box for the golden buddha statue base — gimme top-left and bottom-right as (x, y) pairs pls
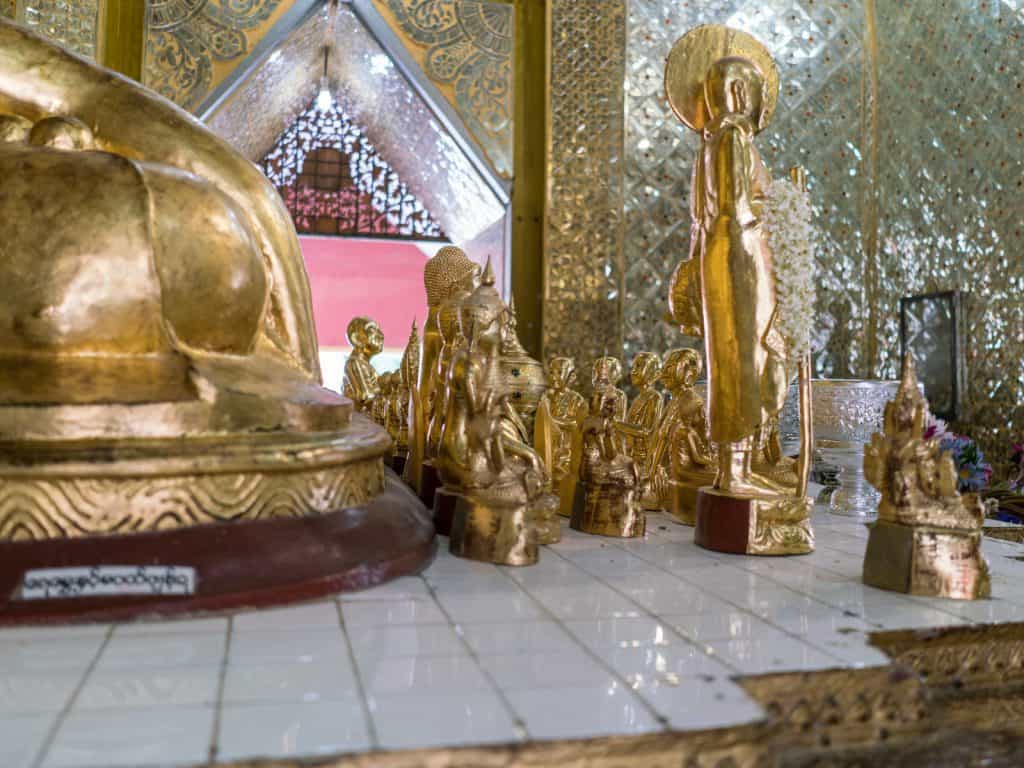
(664, 481), (699, 526)
(695, 488), (814, 556)
(449, 495), (538, 566)
(863, 520), (991, 600)
(571, 481), (646, 538)
(0, 471), (435, 625)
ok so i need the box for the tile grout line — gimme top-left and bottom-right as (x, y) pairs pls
(491, 538), (673, 731)
(540, 538), (749, 678)
(30, 625), (116, 768)
(604, 516), (967, 663)
(419, 571), (532, 742)
(565, 522), (852, 669)
(206, 615), (234, 765)
(335, 599), (381, 750)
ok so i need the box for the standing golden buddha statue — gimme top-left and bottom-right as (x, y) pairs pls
(862, 355), (990, 599)
(437, 261), (559, 564)
(664, 26), (813, 555)
(534, 357), (588, 517)
(649, 349), (717, 525)
(343, 316), (384, 417)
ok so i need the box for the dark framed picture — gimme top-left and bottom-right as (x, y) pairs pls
(899, 290), (964, 421)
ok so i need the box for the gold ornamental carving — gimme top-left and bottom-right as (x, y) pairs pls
(373, 0), (513, 178)
(145, 0), (290, 112)
(0, 456), (385, 542)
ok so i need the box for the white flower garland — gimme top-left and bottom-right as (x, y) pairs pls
(764, 177), (818, 358)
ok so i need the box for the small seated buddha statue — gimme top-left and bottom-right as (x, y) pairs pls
(589, 356), (628, 421)
(862, 355), (990, 599)
(572, 392), (645, 538)
(437, 261), (559, 564)
(343, 317), (384, 417)
(619, 352), (665, 509)
(649, 349), (717, 525)
(534, 357), (588, 517)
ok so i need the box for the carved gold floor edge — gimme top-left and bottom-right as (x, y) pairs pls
(216, 622), (1024, 768)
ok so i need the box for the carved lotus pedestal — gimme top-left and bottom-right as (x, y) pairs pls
(695, 488), (814, 555)
(863, 519), (991, 599)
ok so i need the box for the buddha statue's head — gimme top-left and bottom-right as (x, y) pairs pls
(592, 356), (623, 390)
(347, 317), (384, 358)
(547, 357), (577, 391)
(704, 55), (766, 129)
(459, 257), (504, 354)
(630, 352), (662, 390)
(662, 348), (703, 392)
(424, 246), (480, 310)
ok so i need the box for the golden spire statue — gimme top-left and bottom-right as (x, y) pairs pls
(861, 355), (990, 599)
(664, 25), (813, 555)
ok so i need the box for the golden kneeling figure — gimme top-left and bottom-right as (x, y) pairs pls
(572, 395), (645, 538)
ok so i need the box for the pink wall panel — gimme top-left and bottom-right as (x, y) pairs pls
(301, 236), (429, 349)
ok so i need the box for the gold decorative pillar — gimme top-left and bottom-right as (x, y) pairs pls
(511, 0), (544, 356)
(99, 0), (146, 81)
(544, 0), (627, 370)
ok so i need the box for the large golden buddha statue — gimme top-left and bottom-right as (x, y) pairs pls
(0, 21), (432, 621)
(664, 26), (813, 555)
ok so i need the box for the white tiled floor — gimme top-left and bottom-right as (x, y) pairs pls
(5, 506), (1024, 767)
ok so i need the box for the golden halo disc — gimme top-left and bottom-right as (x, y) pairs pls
(664, 24), (779, 134)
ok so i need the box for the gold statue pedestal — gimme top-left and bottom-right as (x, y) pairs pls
(449, 495), (538, 566)
(571, 481), (646, 538)
(665, 481), (699, 527)
(863, 519), (991, 600)
(695, 489), (813, 556)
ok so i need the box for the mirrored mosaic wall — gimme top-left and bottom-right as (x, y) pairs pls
(2, 0), (99, 58)
(624, 0), (1024, 462)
